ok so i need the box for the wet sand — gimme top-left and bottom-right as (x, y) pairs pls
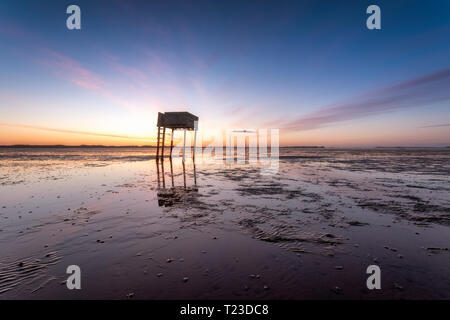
(0, 147), (449, 299)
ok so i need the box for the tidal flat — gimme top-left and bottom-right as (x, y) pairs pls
(0, 147), (449, 299)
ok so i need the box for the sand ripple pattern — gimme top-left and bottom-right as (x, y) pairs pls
(0, 251), (61, 294)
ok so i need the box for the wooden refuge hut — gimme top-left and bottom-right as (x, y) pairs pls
(156, 112), (199, 160)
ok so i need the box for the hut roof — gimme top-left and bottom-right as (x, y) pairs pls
(157, 112), (199, 129)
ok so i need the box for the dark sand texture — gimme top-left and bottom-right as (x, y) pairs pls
(0, 147), (449, 299)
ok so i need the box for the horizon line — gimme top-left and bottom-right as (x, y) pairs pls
(0, 144), (449, 149)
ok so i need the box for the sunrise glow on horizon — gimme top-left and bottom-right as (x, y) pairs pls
(1, 0), (449, 147)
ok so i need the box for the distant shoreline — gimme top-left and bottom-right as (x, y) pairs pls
(0, 145), (155, 148)
(0, 145), (448, 149)
(0, 145), (324, 149)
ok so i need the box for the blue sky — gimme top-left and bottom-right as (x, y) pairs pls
(0, 0), (449, 146)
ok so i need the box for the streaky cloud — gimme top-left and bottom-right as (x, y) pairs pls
(420, 123), (450, 128)
(282, 67), (450, 131)
(0, 123), (153, 141)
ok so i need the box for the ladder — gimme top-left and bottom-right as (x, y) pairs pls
(156, 127), (175, 159)
(156, 126), (166, 159)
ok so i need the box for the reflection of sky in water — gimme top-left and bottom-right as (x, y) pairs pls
(0, 147), (449, 298)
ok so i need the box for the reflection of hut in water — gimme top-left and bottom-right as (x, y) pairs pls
(156, 158), (198, 207)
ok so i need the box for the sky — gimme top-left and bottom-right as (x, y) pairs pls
(0, 0), (449, 147)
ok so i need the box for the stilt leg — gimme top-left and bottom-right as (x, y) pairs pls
(156, 126), (161, 159)
(170, 157), (174, 188)
(182, 129), (186, 163)
(182, 161), (186, 188)
(156, 159), (160, 189)
(170, 128), (174, 158)
(161, 158), (165, 189)
(193, 161), (197, 187)
(161, 127), (166, 158)
(193, 128), (197, 160)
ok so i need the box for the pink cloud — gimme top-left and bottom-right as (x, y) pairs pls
(41, 49), (104, 90)
(282, 67), (450, 131)
(102, 51), (150, 88)
(0, 92), (26, 106)
(38, 49), (149, 112)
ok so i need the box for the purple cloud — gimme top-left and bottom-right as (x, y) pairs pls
(282, 68), (450, 131)
(420, 123), (450, 128)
